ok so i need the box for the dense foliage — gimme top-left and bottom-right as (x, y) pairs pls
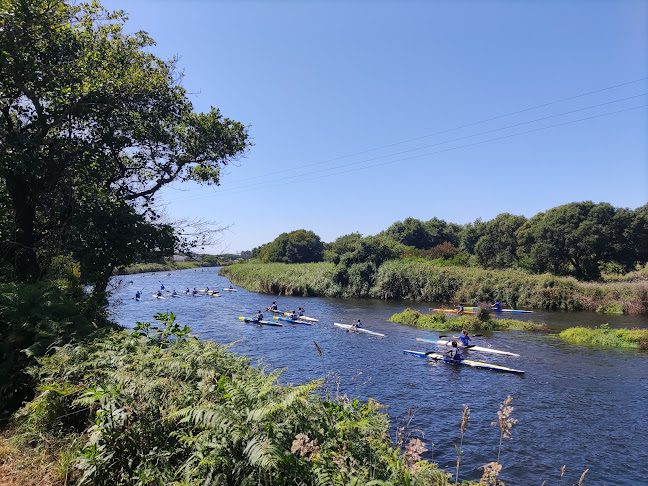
(252, 230), (324, 263)
(0, 0), (249, 303)
(18, 314), (450, 485)
(249, 201), (648, 286)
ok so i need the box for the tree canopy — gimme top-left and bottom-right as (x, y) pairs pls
(0, 0), (249, 299)
(254, 230), (324, 263)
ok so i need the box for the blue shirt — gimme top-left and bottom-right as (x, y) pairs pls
(459, 334), (470, 346)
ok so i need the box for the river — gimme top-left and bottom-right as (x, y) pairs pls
(108, 267), (648, 485)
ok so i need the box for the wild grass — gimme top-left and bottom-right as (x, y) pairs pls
(389, 308), (550, 333)
(220, 262), (340, 296)
(114, 260), (203, 275)
(558, 325), (648, 349)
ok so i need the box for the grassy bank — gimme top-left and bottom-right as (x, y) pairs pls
(220, 262), (340, 296)
(558, 325), (648, 349)
(389, 308), (648, 349)
(389, 308), (550, 333)
(221, 261), (648, 313)
(114, 260), (202, 275)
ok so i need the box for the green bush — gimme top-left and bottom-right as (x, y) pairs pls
(17, 313), (450, 485)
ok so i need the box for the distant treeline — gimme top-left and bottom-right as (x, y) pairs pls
(250, 201), (648, 281)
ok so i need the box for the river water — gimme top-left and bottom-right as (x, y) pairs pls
(108, 267), (648, 485)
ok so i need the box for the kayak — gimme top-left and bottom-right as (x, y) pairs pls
(152, 294), (166, 299)
(171, 294), (181, 298)
(265, 307), (285, 314)
(403, 349), (525, 374)
(333, 323), (385, 337)
(415, 337), (520, 357)
(463, 306), (533, 314)
(273, 316), (311, 325)
(222, 288), (238, 291)
(238, 317), (283, 327)
(432, 308), (495, 316)
(283, 312), (319, 322)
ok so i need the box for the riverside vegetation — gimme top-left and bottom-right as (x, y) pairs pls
(388, 308), (648, 349)
(220, 260), (648, 314)
(2, 312), (534, 486)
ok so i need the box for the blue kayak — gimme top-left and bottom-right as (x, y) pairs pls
(403, 349), (525, 375)
(239, 317), (282, 327)
(272, 316), (311, 325)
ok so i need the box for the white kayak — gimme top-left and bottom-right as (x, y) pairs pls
(152, 294), (166, 300)
(284, 312), (319, 322)
(334, 323), (385, 337)
(416, 337), (519, 357)
(222, 288), (238, 291)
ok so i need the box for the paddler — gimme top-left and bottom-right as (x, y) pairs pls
(269, 301), (278, 311)
(351, 319), (362, 329)
(254, 310), (264, 322)
(447, 341), (462, 361)
(288, 310), (298, 320)
(135, 290), (141, 300)
(491, 301), (502, 311)
(453, 329), (471, 347)
(156, 290), (162, 297)
(297, 307), (305, 316)
(172, 289), (178, 296)
(456, 303), (464, 314)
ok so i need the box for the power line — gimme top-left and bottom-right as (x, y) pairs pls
(220, 76), (647, 184)
(165, 95), (646, 201)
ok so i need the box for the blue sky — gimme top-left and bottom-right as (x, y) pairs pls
(100, 0), (647, 253)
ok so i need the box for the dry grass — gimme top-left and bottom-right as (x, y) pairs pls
(0, 427), (65, 486)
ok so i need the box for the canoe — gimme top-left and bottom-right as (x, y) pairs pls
(152, 294), (166, 299)
(238, 317), (283, 327)
(273, 316), (311, 325)
(463, 306), (533, 314)
(415, 337), (520, 357)
(283, 312), (319, 322)
(403, 349), (525, 374)
(333, 323), (385, 337)
(432, 308), (495, 317)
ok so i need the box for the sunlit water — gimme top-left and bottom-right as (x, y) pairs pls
(108, 267), (648, 485)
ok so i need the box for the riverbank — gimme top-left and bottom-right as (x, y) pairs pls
(3, 315), (472, 486)
(389, 308), (648, 349)
(220, 261), (648, 313)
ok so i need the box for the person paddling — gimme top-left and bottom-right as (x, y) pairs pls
(297, 307), (305, 317)
(456, 303), (464, 314)
(135, 290), (141, 300)
(453, 329), (471, 347)
(351, 319), (362, 329)
(491, 301), (502, 311)
(269, 301), (278, 311)
(447, 341), (462, 361)
(254, 310), (264, 322)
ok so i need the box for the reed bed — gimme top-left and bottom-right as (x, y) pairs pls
(222, 261), (648, 313)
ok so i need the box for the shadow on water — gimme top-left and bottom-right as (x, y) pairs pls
(109, 267), (648, 485)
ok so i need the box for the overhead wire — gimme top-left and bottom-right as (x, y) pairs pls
(163, 93), (647, 201)
(218, 76), (647, 185)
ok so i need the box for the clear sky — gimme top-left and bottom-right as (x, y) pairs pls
(99, 0), (647, 254)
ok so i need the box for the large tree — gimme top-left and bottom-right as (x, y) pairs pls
(0, 1), (249, 298)
(474, 213), (527, 269)
(516, 202), (615, 280)
(258, 230), (324, 263)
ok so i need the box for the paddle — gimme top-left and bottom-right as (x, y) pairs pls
(438, 334), (483, 338)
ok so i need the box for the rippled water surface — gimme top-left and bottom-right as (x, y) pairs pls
(109, 267), (648, 485)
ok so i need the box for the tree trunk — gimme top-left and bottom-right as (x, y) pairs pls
(5, 174), (40, 282)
